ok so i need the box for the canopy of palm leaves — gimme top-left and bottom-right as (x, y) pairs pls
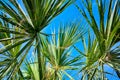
(0, 0), (79, 79)
(0, 0), (120, 80)
(0, 11), (85, 80)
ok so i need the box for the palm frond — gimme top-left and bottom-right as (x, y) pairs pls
(40, 23), (85, 79)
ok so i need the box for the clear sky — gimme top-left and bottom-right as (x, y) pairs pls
(42, 3), (81, 33)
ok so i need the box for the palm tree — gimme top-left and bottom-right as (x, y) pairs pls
(0, 0), (75, 79)
(75, 0), (120, 79)
(74, 32), (109, 79)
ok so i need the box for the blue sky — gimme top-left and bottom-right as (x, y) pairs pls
(42, 4), (81, 33)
